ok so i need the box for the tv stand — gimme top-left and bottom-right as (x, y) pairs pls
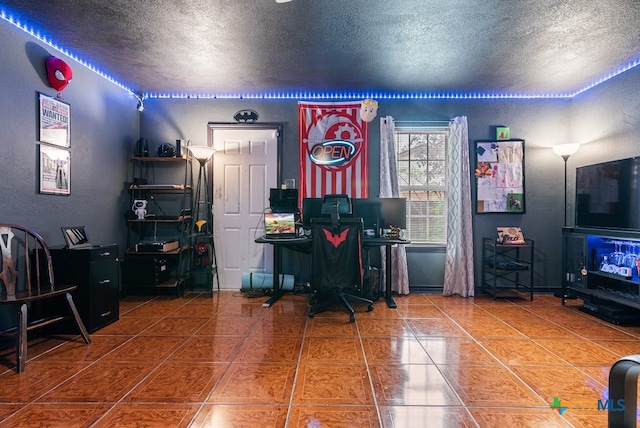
(579, 297), (640, 325)
(562, 227), (640, 324)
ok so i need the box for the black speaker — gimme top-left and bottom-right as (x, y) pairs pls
(135, 138), (149, 157)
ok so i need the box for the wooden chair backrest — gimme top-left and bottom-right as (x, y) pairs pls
(0, 224), (53, 297)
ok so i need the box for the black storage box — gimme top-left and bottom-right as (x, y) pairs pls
(122, 255), (170, 286)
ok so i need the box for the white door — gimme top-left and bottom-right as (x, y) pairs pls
(209, 126), (279, 290)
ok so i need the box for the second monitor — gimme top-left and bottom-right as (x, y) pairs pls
(302, 197), (406, 231)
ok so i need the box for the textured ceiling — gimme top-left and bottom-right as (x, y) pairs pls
(2, 0), (640, 97)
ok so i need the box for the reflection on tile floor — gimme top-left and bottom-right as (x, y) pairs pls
(0, 291), (636, 426)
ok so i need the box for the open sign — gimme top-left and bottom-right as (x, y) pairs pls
(309, 140), (356, 166)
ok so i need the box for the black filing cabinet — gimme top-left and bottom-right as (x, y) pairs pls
(50, 245), (120, 333)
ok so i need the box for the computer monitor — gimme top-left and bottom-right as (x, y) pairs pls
(302, 195), (353, 228)
(380, 197), (407, 229)
(352, 197), (407, 230)
(302, 198), (323, 228)
(264, 212), (297, 238)
(303, 196), (408, 230)
(269, 188), (299, 213)
(352, 198), (382, 231)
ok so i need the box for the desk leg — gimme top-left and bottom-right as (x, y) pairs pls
(263, 244), (282, 307)
(385, 244), (397, 308)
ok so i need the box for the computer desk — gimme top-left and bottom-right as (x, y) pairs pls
(362, 236), (411, 309)
(255, 235), (411, 309)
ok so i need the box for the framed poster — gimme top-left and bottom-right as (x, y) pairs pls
(39, 92), (70, 147)
(39, 145), (70, 195)
(475, 139), (525, 213)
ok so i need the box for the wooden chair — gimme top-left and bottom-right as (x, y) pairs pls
(0, 223), (91, 372)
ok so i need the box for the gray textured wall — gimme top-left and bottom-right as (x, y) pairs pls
(0, 23), (137, 249)
(138, 96), (575, 291)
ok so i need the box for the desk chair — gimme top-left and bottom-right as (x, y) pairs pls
(309, 217), (373, 322)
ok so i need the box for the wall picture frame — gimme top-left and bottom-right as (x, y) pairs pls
(39, 144), (70, 195)
(475, 139), (525, 213)
(39, 92), (70, 148)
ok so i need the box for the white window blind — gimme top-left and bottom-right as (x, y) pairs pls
(395, 129), (448, 244)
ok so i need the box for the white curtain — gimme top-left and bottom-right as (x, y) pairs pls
(443, 116), (474, 296)
(379, 116), (409, 295)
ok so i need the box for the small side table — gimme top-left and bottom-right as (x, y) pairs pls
(481, 238), (534, 301)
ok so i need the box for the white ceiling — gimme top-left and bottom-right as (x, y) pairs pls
(2, 0), (640, 97)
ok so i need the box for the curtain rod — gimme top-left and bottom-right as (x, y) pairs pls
(394, 120), (453, 124)
(391, 119), (452, 130)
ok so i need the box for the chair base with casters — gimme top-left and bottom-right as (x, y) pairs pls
(309, 289), (373, 323)
(0, 224), (91, 373)
(309, 217), (374, 323)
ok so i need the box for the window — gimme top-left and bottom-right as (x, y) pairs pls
(395, 129), (448, 244)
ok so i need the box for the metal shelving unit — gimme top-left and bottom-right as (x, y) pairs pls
(481, 237), (534, 301)
(122, 155), (193, 295)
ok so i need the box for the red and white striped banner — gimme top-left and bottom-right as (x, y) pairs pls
(298, 101), (369, 202)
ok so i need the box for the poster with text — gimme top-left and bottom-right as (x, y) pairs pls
(39, 93), (70, 147)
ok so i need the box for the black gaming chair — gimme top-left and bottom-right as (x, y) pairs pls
(309, 216), (374, 322)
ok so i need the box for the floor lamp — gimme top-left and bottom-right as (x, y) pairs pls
(187, 145), (219, 293)
(553, 143), (580, 226)
(553, 143), (580, 299)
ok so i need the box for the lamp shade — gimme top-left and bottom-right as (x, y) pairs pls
(552, 144), (580, 157)
(188, 146), (216, 162)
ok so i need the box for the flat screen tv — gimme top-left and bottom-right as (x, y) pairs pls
(575, 156), (640, 230)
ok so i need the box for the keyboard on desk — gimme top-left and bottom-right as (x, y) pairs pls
(261, 235), (310, 242)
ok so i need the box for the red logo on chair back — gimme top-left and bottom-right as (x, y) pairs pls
(323, 228), (349, 248)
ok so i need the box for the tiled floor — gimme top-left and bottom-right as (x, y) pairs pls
(0, 291), (636, 427)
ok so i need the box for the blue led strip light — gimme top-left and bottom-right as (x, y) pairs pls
(3, 7), (640, 101)
(143, 91), (572, 100)
(0, 8), (133, 94)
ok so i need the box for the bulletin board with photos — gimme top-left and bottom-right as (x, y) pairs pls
(475, 139), (525, 213)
